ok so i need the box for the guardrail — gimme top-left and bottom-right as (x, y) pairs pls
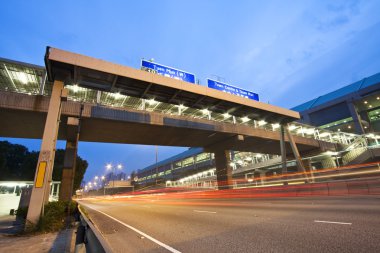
(75, 204), (113, 253)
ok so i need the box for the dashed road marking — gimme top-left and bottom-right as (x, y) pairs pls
(314, 220), (352, 225)
(193, 210), (217, 214)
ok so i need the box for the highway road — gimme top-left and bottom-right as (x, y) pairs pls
(79, 194), (380, 253)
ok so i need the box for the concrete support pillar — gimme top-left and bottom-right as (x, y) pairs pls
(347, 101), (365, 134)
(59, 140), (78, 201)
(260, 171), (266, 185)
(26, 81), (65, 225)
(359, 111), (372, 132)
(280, 125), (287, 175)
(285, 127), (310, 182)
(214, 150), (233, 190)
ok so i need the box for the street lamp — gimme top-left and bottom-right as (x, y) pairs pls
(106, 163), (124, 189)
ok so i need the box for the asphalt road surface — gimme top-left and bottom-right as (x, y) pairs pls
(79, 195), (380, 253)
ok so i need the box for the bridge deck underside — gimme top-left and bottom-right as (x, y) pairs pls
(0, 94), (334, 156)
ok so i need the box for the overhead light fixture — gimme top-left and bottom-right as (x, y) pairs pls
(241, 116), (250, 123)
(201, 108), (210, 115)
(223, 112), (231, 119)
(17, 72), (28, 84)
(377, 97), (380, 100)
(258, 120), (266, 126)
(147, 98), (157, 105)
(113, 92), (122, 99)
(364, 101), (368, 104)
(72, 84), (79, 93)
(319, 132), (330, 138)
(369, 105), (373, 108)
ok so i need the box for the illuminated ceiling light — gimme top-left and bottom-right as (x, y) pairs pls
(147, 98), (157, 105)
(72, 84), (79, 93)
(338, 129), (341, 131)
(223, 112), (231, 118)
(319, 132), (330, 138)
(364, 126), (368, 129)
(325, 151), (339, 156)
(247, 178), (254, 182)
(343, 120), (347, 123)
(201, 108), (210, 115)
(113, 92), (122, 99)
(364, 101), (368, 104)
(258, 120), (266, 126)
(18, 72), (28, 84)
(377, 97), (380, 100)
(348, 126), (351, 129)
(369, 105), (373, 108)
(241, 116), (250, 123)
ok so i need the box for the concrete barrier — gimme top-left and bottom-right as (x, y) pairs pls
(75, 206), (113, 253)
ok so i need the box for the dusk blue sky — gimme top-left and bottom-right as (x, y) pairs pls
(1, 0), (380, 183)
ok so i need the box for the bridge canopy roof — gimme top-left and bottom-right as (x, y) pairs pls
(45, 47), (299, 124)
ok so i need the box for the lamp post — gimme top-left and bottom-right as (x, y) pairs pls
(101, 175), (105, 195)
(106, 163), (123, 190)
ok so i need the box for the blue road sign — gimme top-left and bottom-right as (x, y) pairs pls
(207, 79), (259, 101)
(141, 60), (196, 83)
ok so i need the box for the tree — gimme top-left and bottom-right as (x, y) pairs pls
(0, 141), (88, 191)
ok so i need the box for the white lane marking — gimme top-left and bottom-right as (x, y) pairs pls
(314, 220), (352, 225)
(88, 207), (181, 253)
(193, 210), (217, 214)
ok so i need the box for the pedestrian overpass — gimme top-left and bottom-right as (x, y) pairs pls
(0, 48), (359, 224)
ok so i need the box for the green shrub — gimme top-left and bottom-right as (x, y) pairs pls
(37, 200), (77, 232)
